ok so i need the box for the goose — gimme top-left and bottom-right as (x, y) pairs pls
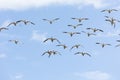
(105, 17), (120, 28)
(82, 31), (96, 37)
(56, 44), (67, 49)
(7, 22), (19, 27)
(16, 20), (35, 25)
(74, 52), (91, 57)
(67, 24), (83, 29)
(101, 9), (118, 13)
(63, 32), (81, 37)
(86, 28), (103, 32)
(43, 37), (61, 44)
(71, 17), (88, 22)
(9, 40), (19, 44)
(42, 18), (60, 24)
(0, 27), (8, 32)
(96, 42), (111, 48)
(42, 50), (61, 58)
(70, 44), (83, 50)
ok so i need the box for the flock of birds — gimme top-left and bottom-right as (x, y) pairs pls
(1, 9), (120, 58)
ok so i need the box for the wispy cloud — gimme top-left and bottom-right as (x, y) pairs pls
(0, 0), (109, 11)
(15, 73), (24, 79)
(74, 71), (111, 80)
(0, 53), (7, 59)
(31, 30), (47, 42)
(97, 29), (120, 37)
(10, 73), (24, 80)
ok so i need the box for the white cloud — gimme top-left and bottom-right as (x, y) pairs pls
(15, 74), (23, 79)
(0, 53), (7, 59)
(0, 0), (109, 10)
(75, 71), (111, 80)
(10, 73), (24, 80)
(31, 30), (47, 42)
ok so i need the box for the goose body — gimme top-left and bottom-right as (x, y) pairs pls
(63, 32), (81, 37)
(86, 28), (103, 32)
(70, 44), (83, 50)
(42, 50), (61, 57)
(96, 42), (111, 48)
(72, 17), (88, 22)
(43, 18), (60, 24)
(68, 24), (82, 29)
(101, 9), (118, 13)
(74, 52), (91, 57)
(43, 37), (61, 44)
(16, 20), (35, 25)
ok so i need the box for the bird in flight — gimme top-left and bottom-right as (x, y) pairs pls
(7, 21), (19, 27)
(56, 44), (68, 49)
(16, 20), (35, 25)
(42, 18), (60, 24)
(71, 17), (88, 22)
(63, 32), (81, 37)
(43, 37), (61, 44)
(67, 24), (83, 29)
(0, 27), (8, 32)
(101, 9), (118, 13)
(74, 52), (91, 57)
(70, 44), (83, 50)
(9, 40), (19, 44)
(41, 50), (61, 58)
(96, 42), (111, 48)
(86, 28), (103, 32)
(105, 16), (120, 28)
(82, 31), (96, 37)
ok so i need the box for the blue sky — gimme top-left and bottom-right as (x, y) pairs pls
(0, 0), (120, 80)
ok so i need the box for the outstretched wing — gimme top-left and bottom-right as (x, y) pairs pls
(55, 38), (61, 44)
(82, 18), (89, 20)
(106, 44), (111, 46)
(52, 18), (60, 21)
(74, 52), (81, 55)
(111, 9), (118, 11)
(43, 19), (50, 21)
(41, 51), (48, 56)
(116, 40), (120, 42)
(85, 53), (91, 57)
(97, 29), (104, 32)
(71, 18), (77, 20)
(115, 44), (120, 47)
(28, 21), (35, 25)
(43, 38), (50, 43)
(0, 27), (8, 31)
(101, 9), (107, 12)
(96, 42), (101, 44)
(7, 22), (16, 27)
(74, 32), (81, 34)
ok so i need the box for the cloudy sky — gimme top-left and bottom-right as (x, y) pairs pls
(0, 0), (120, 80)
